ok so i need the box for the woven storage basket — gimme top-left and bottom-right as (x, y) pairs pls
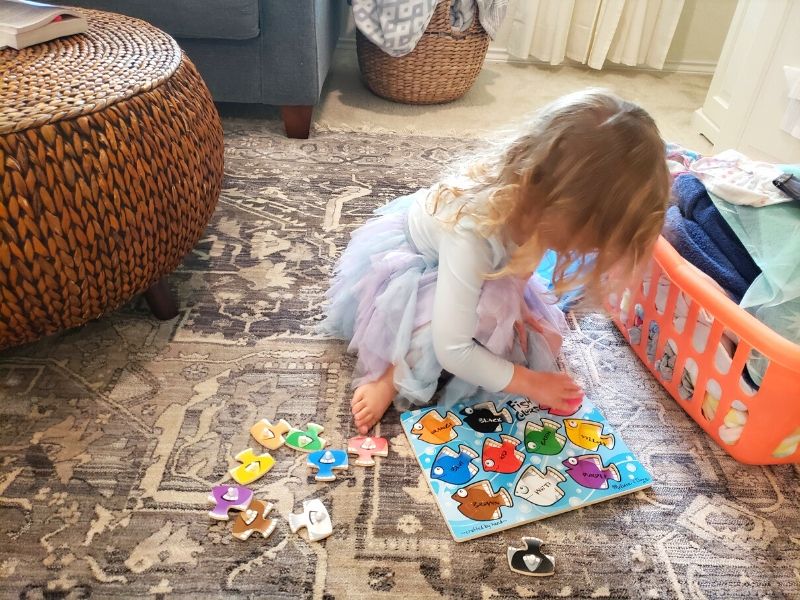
(356, 0), (489, 105)
(0, 10), (223, 349)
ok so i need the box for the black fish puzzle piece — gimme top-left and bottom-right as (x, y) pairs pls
(507, 537), (555, 577)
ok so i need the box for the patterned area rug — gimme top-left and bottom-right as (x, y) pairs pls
(1, 122), (798, 600)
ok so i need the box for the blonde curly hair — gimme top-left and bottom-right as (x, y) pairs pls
(430, 89), (669, 301)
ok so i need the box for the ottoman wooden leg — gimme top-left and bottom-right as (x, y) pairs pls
(144, 279), (179, 320)
(281, 105), (313, 139)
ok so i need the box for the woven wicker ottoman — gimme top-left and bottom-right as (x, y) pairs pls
(0, 10), (224, 350)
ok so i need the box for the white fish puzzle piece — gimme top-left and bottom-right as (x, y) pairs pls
(288, 498), (333, 542)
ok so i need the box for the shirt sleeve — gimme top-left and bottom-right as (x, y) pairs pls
(431, 228), (515, 392)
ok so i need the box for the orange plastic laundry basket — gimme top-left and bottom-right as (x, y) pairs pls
(611, 236), (800, 465)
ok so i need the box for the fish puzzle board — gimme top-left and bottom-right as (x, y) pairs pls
(400, 395), (652, 542)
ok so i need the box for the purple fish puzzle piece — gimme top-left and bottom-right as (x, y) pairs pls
(307, 449), (349, 482)
(207, 485), (254, 521)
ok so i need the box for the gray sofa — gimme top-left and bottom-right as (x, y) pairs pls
(69, 0), (342, 138)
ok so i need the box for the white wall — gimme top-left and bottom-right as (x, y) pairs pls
(341, 0), (738, 73)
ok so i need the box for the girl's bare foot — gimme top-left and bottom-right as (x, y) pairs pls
(351, 366), (396, 434)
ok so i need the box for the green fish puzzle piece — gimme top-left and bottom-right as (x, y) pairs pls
(524, 418), (566, 455)
(285, 422), (327, 453)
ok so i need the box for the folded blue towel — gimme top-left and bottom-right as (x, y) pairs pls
(663, 205), (750, 301)
(673, 174), (761, 284)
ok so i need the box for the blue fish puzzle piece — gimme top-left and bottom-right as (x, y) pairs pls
(430, 444), (479, 485)
(307, 449), (349, 482)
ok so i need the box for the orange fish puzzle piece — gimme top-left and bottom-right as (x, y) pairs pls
(229, 448), (275, 485)
(250, 418), (292, 450)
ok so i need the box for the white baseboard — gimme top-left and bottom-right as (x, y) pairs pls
(691, 108), (720, 145)
(337, 38), (717, 75)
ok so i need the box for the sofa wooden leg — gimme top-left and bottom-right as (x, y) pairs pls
(281, 105), (313, 139)
(144, 278), (179, 320)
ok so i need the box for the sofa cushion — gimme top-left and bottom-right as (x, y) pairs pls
(73, 0), (260, 40)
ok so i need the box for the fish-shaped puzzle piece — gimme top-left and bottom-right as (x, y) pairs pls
(430, 444), (479, 485)
(524, 418), (567, 455)
(307, 449), (349, 481)
(514, 465), (566, 507)
(229, 448), (275, 485)
(232, 499), (277, 541)
(411, 410), (462, 445)
(285, 422), (327, 453)
(347, 436), (389, 467)
(546, 403), (581, 417)
(207, 485), (254, 521)
(460, 401), (513, 433)
(289, 498), (332, 542)
(452, 479), (514, 521)
(482, 435), (525, 474)
(562, 454), (621, 489)
(250, 418), (292, 450)
(564, 419), (615, 451)
(507, 537), (555, 577)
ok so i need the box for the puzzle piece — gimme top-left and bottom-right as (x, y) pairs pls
(208, 485), (254, 521)
(288, 498), (332, 542)
(307, 449), (349, 481)
(285, 422), (327, 453)
(507, 537), (555, 576)
(232, 499), (277, 541)
(347, 435), (389, 467)
(250, 418), (292, 450)
(229, 448), (275, 485)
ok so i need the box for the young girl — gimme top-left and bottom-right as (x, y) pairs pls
(323, 89), (670, 435)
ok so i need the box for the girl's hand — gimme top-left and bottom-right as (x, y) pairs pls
(504, 365), (584, 411)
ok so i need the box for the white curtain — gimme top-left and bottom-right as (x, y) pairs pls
(507, 0), (685, 70)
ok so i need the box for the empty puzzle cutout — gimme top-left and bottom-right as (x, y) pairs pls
(307, 449), (348, 481)
(430, 444), (479, 485)
(208, 485), (254, 521)
(232, 499), (277, 541)
(347, 436), (389, 467)
(451, 479), (513, 521)
(285, 422), (327, 453)
(564, 418), (615, 451)
(410, 410), (462, 445)
(482, 435), (525, 474)
(514, 466), (566, 507)
(229, 448), (275, 485)
(250, 418), (292, 450)
(562, 454), (621, 489)
(524, 418), (566, 455)
(289, 498), (332, 542)
(460, 401), (513, 433)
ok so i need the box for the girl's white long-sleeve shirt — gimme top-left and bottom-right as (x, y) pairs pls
(406, 188), (516, 392)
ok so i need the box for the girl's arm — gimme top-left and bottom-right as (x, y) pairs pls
(431, 228), (514, 391)
(432, 229), (583, 408)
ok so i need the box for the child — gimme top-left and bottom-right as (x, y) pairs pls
(322, 89), (670, 434)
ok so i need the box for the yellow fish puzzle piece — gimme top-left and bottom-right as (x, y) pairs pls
(250, 418), (292, 450)
(229, 448), (275, 485)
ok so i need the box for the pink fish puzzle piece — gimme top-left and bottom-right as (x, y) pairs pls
(208, 485), (254, 521)
(347, 436), (389, 467)
(250, 418), (292, 450)
(229, 448), (275, 485)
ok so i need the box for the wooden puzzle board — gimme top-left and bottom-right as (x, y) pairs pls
(400, 393), (652, 542)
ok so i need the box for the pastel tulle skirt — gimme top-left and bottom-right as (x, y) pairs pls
(321, 193), (567, 410)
